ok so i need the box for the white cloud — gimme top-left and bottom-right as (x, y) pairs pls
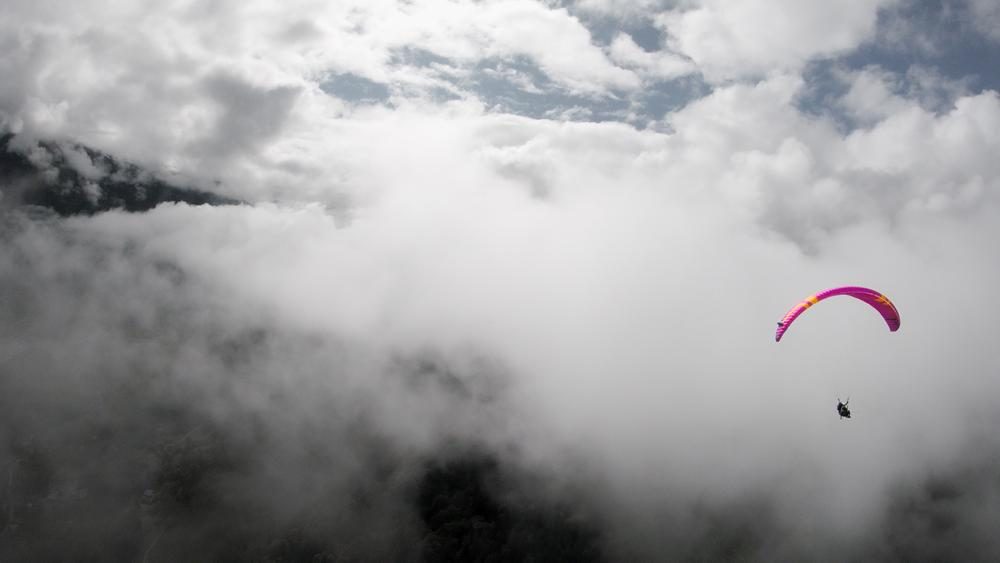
(841, 92), (1000, 210)
(473, 1), (641, 92)
(608, 33), (695, 80)
(834, 64), (976, 125)
(968, 0), (1000, 42)
(573, 0), (679, 19)
(10, 81), (1000, 527)
(0, 0), (644, 201)
(654, 75), (1000, 247)
(838, 67), (914, 123)
(3, 1), (1000, 557)
(658, 0), (894, 81)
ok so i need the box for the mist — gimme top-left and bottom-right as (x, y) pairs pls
(3, 0), (1000, 561)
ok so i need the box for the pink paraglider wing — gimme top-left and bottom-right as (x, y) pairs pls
(775, 286), (900, 342)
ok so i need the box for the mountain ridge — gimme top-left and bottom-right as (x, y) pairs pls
(0, 133), (240, 216)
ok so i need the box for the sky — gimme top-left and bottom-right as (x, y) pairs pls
(2, 0), (1000, 560)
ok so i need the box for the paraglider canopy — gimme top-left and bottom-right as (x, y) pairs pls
(775, 286), (900, 342)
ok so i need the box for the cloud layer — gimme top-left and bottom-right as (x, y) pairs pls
(3, 0), (1000, 560)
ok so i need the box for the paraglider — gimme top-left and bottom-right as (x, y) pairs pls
(837, 398), (851, 419)
(775, 286), (900, 342)
(775, 286), (900, 420)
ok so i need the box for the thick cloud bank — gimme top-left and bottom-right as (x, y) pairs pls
(2, 1), (1000, 561)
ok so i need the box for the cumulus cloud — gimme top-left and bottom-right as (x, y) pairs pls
(608, 33), (695, 80)
(572, 0), (680, 19)
(657, 0), (893, 81)
(0, 0), (653, 204)
(841, 64), (976, 118)
(967, 0), (1000, 42)
(6, 88), (1000, 557)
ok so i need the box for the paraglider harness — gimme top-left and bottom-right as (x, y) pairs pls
(837, 398), (851, 419)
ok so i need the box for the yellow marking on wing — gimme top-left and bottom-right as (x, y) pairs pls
(874, 294), (899, 314)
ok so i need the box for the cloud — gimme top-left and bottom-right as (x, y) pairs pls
(967, 0), (1000, 42)
(6, 79), (1000, 557)
(841, 64), (976, 118)
(608, 33), (695, 80)
(471, 1), (641, 93)
(1, 0), (639, 112)
(2, 1), (1000, 559)
(194, 72), (302, 159)
(836, 67), (915, 123)
(0, 0), (650, 203)
(658, 0), (893, 81)
(572, 0), (680, 19)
